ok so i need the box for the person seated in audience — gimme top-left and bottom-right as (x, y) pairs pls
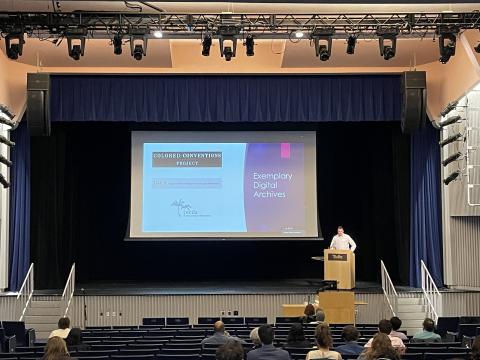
(49, 317), (71, 339)
(471, 335), (480, 360)
(65, 328), (90, 351)
(250, 327), (262, 350)
(306, 323), (342, 360)
(312, 309), (326, 324)
(335, 325), (364, 356)
(283, 323), (312, 348)
(411, 318), (441, 343)
(389, 317), (408, 341)
(202, 321), (246, 347)
(216, 340), (245, 360)
(358, 333), (399, 360)
(247, 325), (290, 360)
(364, 319), (405, 354)
(42, 336), (75, 360)
(300, 304), (316, 324)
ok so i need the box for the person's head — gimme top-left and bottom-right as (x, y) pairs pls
(214, 321), (225, 333)
(314, 323), (333, 349)
(287, 323), (306, 343)
(65, 328), (82, 346)
(365, 333), (396, 360)
(216, 340), (244, 360)
(44, 337), (69, 360)
(58, 317), (70, 330)
(304, 303), (315, 317)
(423, 318), (435, 333)
(337, 226), (344, 235)
(258, 324), (274, 345)
(249, 327), (261, 347)
(471, 335), (480, 359)
(315, 309), (326, 323)
(378, 319), (393, 334)
(390, 317), (402, 331)
(341, 325), (360, 342)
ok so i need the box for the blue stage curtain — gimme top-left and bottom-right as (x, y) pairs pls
(8, 121), (31, 291)
(410, 122), (443, 287)
(50, 75), (401, 123)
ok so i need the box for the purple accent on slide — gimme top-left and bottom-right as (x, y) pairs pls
(243, 143), (305, 233)
(281, 143), (291, 159)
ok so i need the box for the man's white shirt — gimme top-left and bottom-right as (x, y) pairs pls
(329, 234), (356, 252)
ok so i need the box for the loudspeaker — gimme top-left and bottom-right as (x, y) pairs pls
(27, 73), (51, 136)
(401, 71), (427, 134)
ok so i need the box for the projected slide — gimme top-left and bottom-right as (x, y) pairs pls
(130, 132), (319, 239)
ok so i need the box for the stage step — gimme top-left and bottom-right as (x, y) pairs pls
(25, 300), (62, 339)
(30, 300), (61, 308)
(396, 294), (426, 335)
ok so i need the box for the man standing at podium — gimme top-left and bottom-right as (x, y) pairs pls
(329, 226), (356, 252)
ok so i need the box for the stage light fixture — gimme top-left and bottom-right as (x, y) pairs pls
(440, 101), (458, 117)
(113, 33), (123, 55)
(377, 28), (398, 60)
(65, 28), (87, 61)
(218, 26), (239, 61)
(0, 154), (12, 168)
(439, 114), (461, 128)
(129, 29), (148, 61)
(295, 30), (304, 39)
(442, 151), (462, 167)
(312, 27), (334, 61)
(0, 173), (9, 189)
(153, 30), (163, 38)
(0, 105), (16, 130)
(5, 31), (25, 60)
(0, 135), (15, 148)
(245, 34), (254, 56)
(475, 42), (480, 53)
(444, 170), (461, 185)
(437, 26), (457, 64)
(439, 133), (463, 147)
(346, 35), (357, 55)
(202, 33), (212, 56)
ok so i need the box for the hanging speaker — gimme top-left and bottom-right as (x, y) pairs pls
(401, 71), (427, 134)
(27, 73), (51, 136)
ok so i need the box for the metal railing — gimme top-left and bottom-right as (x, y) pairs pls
(60, 263), (75, 318)
(421, 260), (442, 322)
(381, 260), (398, 316)
(17, 263), (34, 321)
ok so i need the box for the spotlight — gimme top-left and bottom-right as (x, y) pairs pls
(377, 28), (398, 60)
(439, 115), (461, 128)
(5, 31), (25, 60)
(133, 44), (144, 61)
(0, 134), (15, 147)
(444, 170), (462, 185)
(442, 151), (462, 167)
(295, 30), (304, 39)
(437, 26), (458, 64)
(129, 29), (148, 61)
(153, 30), (163, 38)
(66, 28), (87, 61)
(245, 34), (254, 57)
(218, 26), (239, 61)
(439, 133), (463, 147)
(0, 173), (9, 189)
(475, 43), (480, 54)
(440, 101), (458, 117)
(223, 46), (233, 61)
(346, 35), (357, 55)
(0, 154), (12, 167)
(0, 105), (16, 130)
(202, 34), (212, 56)
(312, 27), (334, 61)
(113, 33), (123, 55)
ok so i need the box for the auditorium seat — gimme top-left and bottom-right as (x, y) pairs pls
(160, 348), (201, 355)
(166, 318), (189, 327)
(118, 348), (160, 355)
(459, 323), (480, 338)
(78, 350), (119, 357)
(74, 357), (109, 360)
(143, 318), (167, 327)
(163, 343), (203, 349)
(245, 317), (268, 325)
(221, 317), (244, 325)
(0, 353), (35, 359)
(275, 317), (300, 324)
(400, 353), (423, 360)
(424, 352), (469, 360)
(1, 322), (35, 348)
(156, 355), (200, 360)
(111, 355), (155, 360)
(407, 347), (449, 353)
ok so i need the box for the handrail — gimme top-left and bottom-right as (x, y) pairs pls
(17, 263), (34, 321)
(60, 263), (75, 318)
(421, 260), (442, 322)
(381, 260), (397, 316)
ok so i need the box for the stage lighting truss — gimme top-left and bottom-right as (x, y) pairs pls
(462, 91), (480, 206)
(1, 11), (480, 61)
(0, 104), (15, 189)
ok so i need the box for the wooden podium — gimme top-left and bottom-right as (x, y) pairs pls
(317, 291), (355, 324)
(324, 249), (355, 290)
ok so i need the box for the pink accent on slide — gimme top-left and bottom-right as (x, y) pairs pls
(281, 143), (291, 159)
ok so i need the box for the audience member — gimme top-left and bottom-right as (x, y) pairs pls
(65, 328), (89, 351)
(300, 304), (316, 324)
(247, 325), (290, 360)
(250, 327), (262, 349)
(364, 319), (405, 353)
(49, 317), (71, 339)
(358, 333), (399, 360)
(335, 325), (364, 356)
(412, 318), (441, 343)
(216, 340), (245, 360)
(313, 309), (326, 324)
(389, 317), (408, 341)
(283, 323), (312, 348)
(42, 337), (74, 360)
(471, 335), (480, 360)
(202, 321), (246, 347)
(306, 323), (342, 360)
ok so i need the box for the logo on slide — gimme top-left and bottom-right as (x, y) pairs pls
(171, 198), (210, 217)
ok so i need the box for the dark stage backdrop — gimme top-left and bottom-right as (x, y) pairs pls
(30, 121), (410, 289)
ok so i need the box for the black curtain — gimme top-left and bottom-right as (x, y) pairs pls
(30, 121), (410, 288)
